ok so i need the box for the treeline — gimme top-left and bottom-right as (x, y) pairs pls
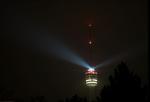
(0, 62), (148, 102)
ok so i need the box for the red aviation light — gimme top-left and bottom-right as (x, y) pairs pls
(88, 24), (92, 27)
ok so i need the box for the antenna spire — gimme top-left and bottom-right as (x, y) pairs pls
(88, 23), (95, 67)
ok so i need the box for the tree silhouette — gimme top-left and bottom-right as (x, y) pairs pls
(0, 87), (15, 101)
(59, 94), (87, 102)
(30, 96), (47, 102)
(98, 62), (148, 102)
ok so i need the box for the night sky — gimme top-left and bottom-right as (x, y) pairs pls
(1, 0), (148, 102)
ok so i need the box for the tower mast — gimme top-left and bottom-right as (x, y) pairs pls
(88, 23), (94, 67)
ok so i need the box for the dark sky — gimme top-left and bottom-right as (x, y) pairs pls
(1, 0), (148, 102)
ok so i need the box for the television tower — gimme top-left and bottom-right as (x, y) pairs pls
(85, 23), (98, 102)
